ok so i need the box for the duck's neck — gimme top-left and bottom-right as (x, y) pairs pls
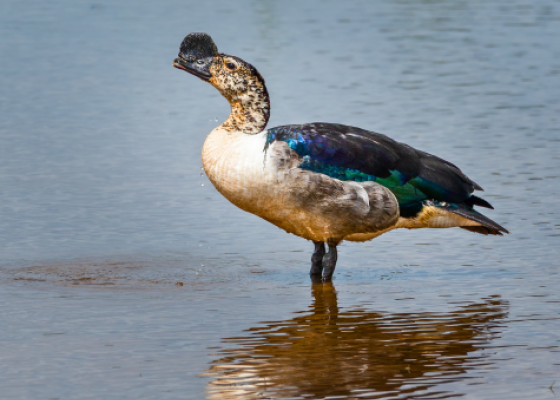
(219, 76), (270, 135)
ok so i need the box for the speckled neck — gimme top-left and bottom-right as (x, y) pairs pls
(210, 63), (271, 135)
(222, 95), (270, 135)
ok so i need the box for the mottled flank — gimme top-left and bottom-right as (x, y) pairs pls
(202, 130), (400, 244)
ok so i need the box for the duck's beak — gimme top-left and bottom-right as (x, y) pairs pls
(173, 56), (213, 82)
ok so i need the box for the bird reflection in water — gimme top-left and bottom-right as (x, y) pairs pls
(202, 283), (507, 399)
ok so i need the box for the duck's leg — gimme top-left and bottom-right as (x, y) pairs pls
(310, 241), (325, 278)
(322, 244), (338, 282)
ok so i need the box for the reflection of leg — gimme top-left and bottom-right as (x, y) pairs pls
(310, 241), (325, 278)
(310, 281), (338, 316)
(322, 245), (338, 282)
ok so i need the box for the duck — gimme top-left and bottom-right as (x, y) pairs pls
(172, 32), (508, 282)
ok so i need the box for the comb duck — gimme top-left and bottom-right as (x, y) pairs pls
(173, 33), (508, 282)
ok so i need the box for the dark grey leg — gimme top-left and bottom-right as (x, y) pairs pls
(310, 241), (325, 278)
(322, 244), (338, 282)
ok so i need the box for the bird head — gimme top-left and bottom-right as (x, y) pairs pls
(173, 32), (267, 104)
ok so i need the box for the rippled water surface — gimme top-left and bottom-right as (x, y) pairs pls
(1, 0), (559, 398)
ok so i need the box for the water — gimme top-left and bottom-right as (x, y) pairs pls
(1, 0), (559, 398)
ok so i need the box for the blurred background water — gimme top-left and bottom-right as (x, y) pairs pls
(0, 0), (559, 399)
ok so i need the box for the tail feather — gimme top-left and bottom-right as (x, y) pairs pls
(461, 225), (503, 236)
(465, 195), (494, 210)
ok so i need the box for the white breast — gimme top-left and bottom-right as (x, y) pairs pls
(202, 128), (273, 215)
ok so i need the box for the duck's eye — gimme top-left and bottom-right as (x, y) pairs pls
(225, 62), (237, 70)
(196, 59), (205, 65)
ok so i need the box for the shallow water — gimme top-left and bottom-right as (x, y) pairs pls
(1, 0), (559, 398)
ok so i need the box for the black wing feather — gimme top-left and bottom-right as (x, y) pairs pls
(265, 123), (482, 205)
